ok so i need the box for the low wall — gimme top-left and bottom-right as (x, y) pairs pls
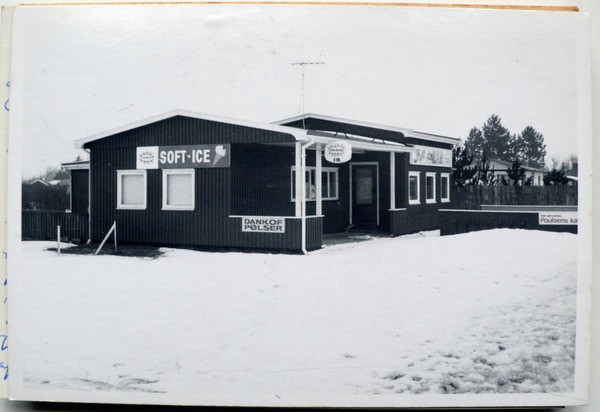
(439, 209), (577, 236)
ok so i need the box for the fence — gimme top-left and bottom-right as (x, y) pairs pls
(439, 209), (577, 236)
(450, 185), (578, 210)
(22, 211), (89, 241)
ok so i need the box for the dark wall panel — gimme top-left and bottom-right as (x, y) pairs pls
(439, 210), (578, 235)
(71, 169), (89, 214)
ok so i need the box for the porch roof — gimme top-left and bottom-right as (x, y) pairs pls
(275, 113), (461, 147)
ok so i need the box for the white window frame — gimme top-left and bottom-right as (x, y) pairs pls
(117, 169), (147, 210)
(440, 172), (451, 203)
(291, 166), (339, 202)
(408, 171), (421, 205)
(425, 172), (436, 204)
(162, 168), (195, 211)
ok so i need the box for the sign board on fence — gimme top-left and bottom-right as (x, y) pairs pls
(539, 212), (578, 225)
(241, 217), (285, 233)
(137, 145), (231, 169)
(410, 145), (452, 168)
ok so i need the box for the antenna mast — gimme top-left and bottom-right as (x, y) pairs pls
(291, 60), (324, 129)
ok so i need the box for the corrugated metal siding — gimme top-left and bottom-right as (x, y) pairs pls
(85, 116), (297, 150)
(71, 169), (89, 214)
(90, 143), (322, 251)
(231, 144), (295, 216)
(389, 210), (407, 236)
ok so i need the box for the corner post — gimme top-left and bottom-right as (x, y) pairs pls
(390, 152), (396, 210)
(316, 144), (322, 216)
(294, 141), (302, 218)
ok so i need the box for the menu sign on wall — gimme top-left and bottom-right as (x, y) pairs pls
(410, 145), (452, 168)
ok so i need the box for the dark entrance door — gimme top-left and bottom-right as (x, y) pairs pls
(351, 164), (378, 229)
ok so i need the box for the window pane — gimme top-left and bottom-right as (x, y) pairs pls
(409, 176), (418, 200)
(441, 177), (449, 198)
(322, 171), (329, 198)
(426, 176), (434, 199)
(122, 174), (144, 205)
(330, 171), (338, 198)
(307, 170), (315, 199)
(356, 168), (373, 204)
(167, 173), (193, 206)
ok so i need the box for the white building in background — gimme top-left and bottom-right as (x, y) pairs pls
(486, 158), (546, 186)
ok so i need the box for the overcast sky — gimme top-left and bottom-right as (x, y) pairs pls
(10, 4), (586, 178)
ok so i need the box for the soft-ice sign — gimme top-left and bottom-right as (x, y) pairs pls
(324, 141), (352, 164)
(136, 145), (231, 169)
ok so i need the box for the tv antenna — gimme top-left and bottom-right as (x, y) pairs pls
(291, 60), (324, 129)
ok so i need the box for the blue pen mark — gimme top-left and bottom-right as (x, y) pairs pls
(0, 335), (6, 351)
(0, 363), (7, 380)
(4, 81), (9, 112)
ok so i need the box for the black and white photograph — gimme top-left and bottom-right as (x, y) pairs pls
(5, 3), (592, 408)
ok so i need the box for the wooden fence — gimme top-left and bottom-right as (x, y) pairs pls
(449, 185), (578, 210)
(22, 211), (89, 241)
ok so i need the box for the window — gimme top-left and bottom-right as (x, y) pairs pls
(291, 166), (338, 201)
(162, 169), (195, 211)
(426, 172), (436, 203)
(441, 173), (450, 203)
(408, 171), (420, 205)
(117, 170), (147, 210)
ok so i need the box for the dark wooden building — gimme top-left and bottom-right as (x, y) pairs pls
(73, 111), (459, 252)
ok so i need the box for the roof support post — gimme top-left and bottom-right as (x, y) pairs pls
(315, 144), (322, 217)
(294, 141), (302, 218)
(300, 140), (316, 254)
(390, 152), (396, 210)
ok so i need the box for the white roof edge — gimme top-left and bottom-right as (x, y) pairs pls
(306, 135), (413, 154)
(273, 113), (460, 146)
(62, 161), (90, 171)
(74, 109), (309, 148)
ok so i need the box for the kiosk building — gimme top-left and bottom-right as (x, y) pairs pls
(73, 111), (460, 252)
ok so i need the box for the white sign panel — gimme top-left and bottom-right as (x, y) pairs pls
(410, 145), (452, 167)
(136, 146), (159, 169)
(241, 217), (285, 233)
(137, 144), (231, 169)
(539, 212), (578, 225)
(324, 141), (352, 164)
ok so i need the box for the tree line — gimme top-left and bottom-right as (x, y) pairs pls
(453, 114), (576, 186)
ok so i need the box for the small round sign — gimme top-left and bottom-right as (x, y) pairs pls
(324, 141), (352, 164)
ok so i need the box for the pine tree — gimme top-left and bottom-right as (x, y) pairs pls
(518, 126), (546, 167)
(464, 127), (485, 160)
(507, 159), (526, 186)
(543, 169), (569, 185)
(482, 114), (511, 161)
(472, 154), (498, 186)
(452, 145), (476, 187)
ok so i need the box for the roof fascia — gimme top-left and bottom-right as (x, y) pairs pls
(75, 110), (308, 148)
(274, 113), (460, 146)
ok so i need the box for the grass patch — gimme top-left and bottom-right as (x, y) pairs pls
(46, 243), (164, 259)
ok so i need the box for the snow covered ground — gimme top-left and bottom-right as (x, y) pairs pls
(10, 229), (577, 406)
